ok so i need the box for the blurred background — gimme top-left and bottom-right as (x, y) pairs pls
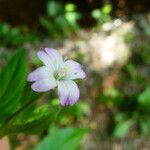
(0, 0), (150, 149)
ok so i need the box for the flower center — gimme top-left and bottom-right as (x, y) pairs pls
(54, 67), (69, 80)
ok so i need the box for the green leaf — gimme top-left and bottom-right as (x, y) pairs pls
(0, 106), (60, 137)
(138, 87), (150, 107)
(35, 127), (87, 150)
(113, 120), (133, 138)
(91, 9), (101, 19)
(65, 3), (76, 12)
(106, 87), (120, 98)
(0, 49), (27, 123)
(140, 118), (150, 135)
(65, 12), (80, 30)
(102, 4), (112, 14)
(15, 82), (41, 121)
(40, 17), (60, 38)
(16, 101), (55, 125)
(55, 16), (70, 34)
(47, 1), (63, 17)
(20, 82), (40, 106)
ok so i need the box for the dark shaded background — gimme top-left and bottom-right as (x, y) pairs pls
(0, 0), (150, 27)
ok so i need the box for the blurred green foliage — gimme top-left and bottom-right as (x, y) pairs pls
(40, 0), (81, 38)
(123, 32), (135, 44)
(97, 31), (150, 137)
(95, 25), (150, 139)
(98, 85), (150, 138)
(91, 4), (112, 26)
(49, 98), (90, 126)
(0, 23), (39, 47)
(139, 42), (150, 65)
(97, 47), (150, 138)
(138, 87), (150, 111)
(35, 127), (87, 150)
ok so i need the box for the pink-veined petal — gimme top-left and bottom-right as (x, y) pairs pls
(64, 60), (86, 80)
(31, 78), (57, 92)
(45, 48), (64, 69)
(64, 60), (82, 70)
(27, 66), (52, 82)
(66, 69), (86, 80)
(57, 80), (80, 106)
(37, 51), (55, 72)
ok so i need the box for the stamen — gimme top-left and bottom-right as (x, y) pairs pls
(54, 69), (67, 80)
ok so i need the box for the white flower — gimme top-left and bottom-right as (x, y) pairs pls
(27, 48), (86, 106)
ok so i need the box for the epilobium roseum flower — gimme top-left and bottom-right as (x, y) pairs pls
(27, 48), (86, 106)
